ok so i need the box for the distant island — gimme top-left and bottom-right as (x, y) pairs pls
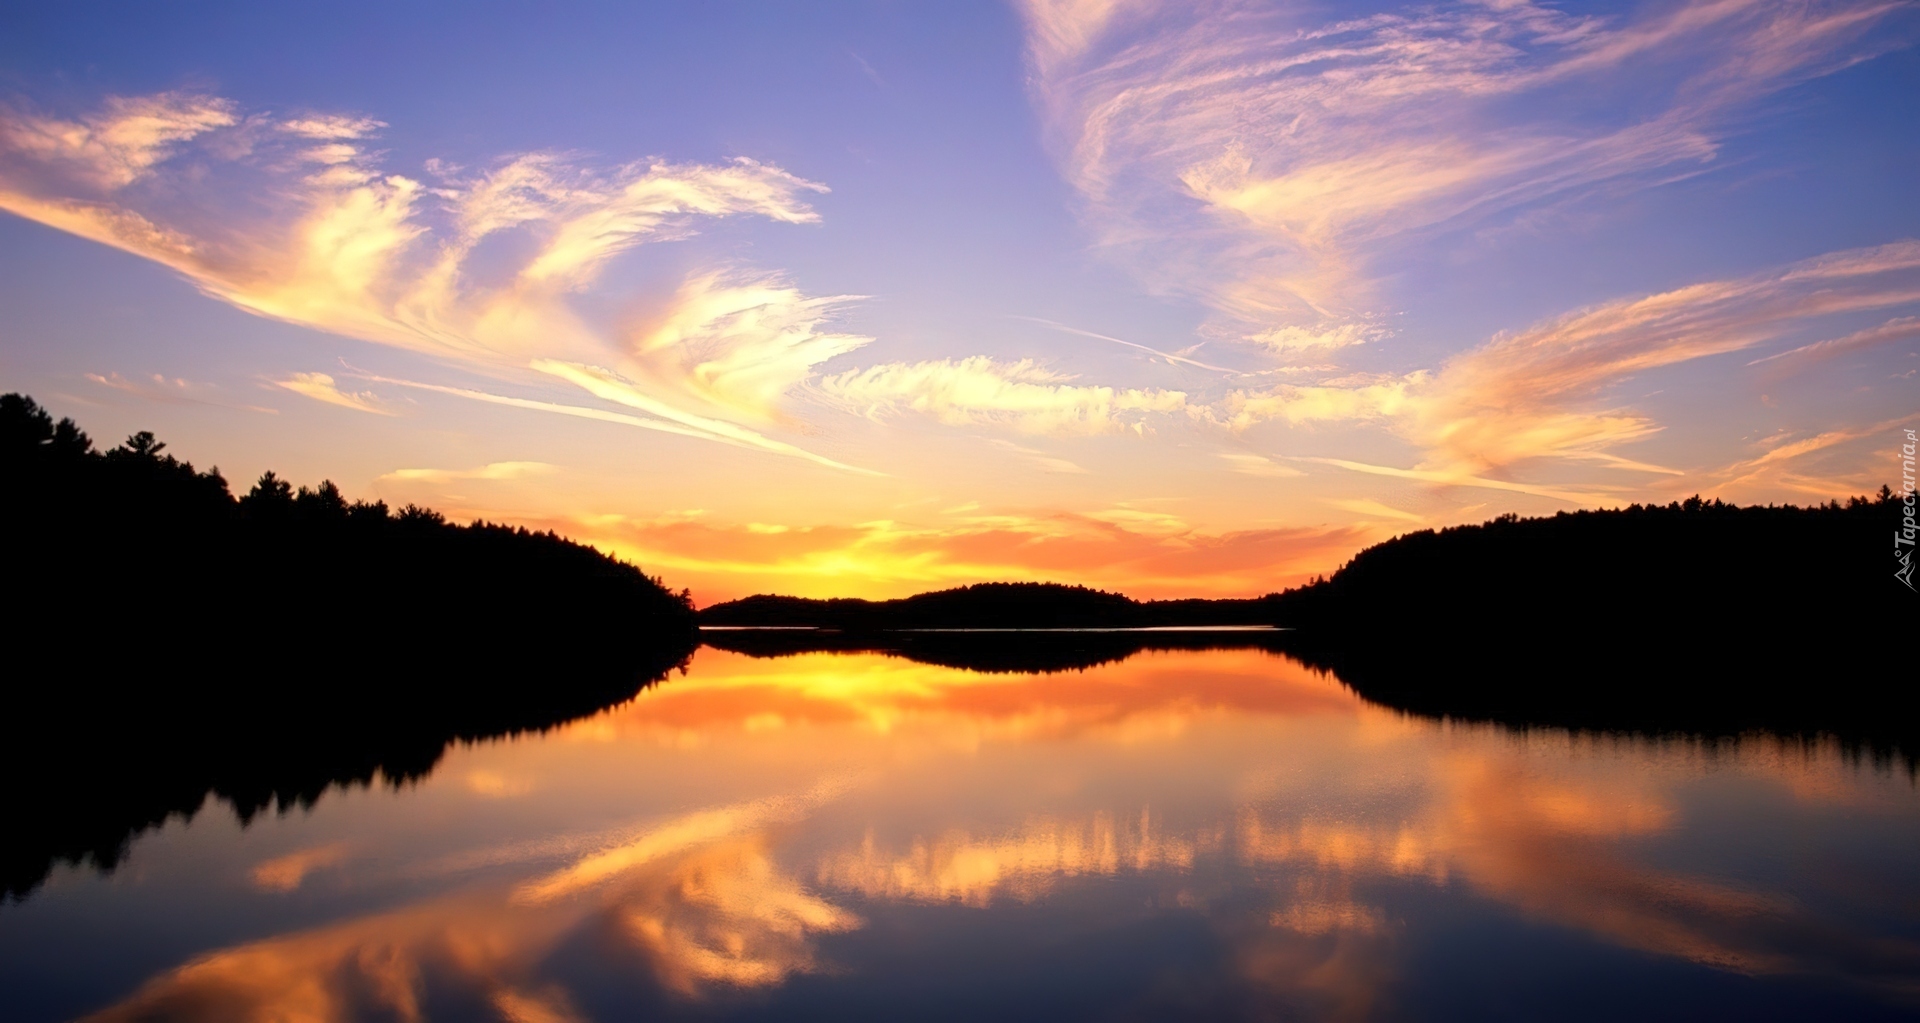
(701, 581), (1284, 630)
(0, 394), (698, 899)
(703, 495), (1917, 758)
(698, 581), (1289, 673)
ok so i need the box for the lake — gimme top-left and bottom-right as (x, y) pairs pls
(4, 645), (1918, 1021)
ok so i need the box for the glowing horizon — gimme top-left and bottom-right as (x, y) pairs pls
(2, 1), (1916, 603)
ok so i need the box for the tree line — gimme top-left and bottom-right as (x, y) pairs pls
(1269, 493), (1916, 759)
(0, 394), (698, 900)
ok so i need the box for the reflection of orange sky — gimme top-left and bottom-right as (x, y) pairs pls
(576, 646), (1362, 747)
(80, 651), (1920, 1020)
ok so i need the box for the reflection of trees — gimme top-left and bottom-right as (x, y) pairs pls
(0, 394), (698, 900)
(701, 628), (1292, 674)
(1271, 494), (1919, 764)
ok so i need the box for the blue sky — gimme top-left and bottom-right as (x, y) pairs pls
(2, 0), (1916, 600)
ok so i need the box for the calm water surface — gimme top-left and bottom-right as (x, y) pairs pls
(5, 647), (1919, 1021)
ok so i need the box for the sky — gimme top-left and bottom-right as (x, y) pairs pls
(1, 0), (1916, 603)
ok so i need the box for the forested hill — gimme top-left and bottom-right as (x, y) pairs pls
(699, 582), (1280, 630)
(1269, 493), (1916, 741)
(0, 394), (698, 900)
(1271, 493), (1910, 652)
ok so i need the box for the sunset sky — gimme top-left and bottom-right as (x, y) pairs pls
(2, 0), (1916, 602)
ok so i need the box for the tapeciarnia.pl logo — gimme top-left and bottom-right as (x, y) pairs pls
(1899, 427), (1917, 592)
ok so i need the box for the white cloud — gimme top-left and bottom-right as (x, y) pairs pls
(272, 371), (395, 415)
(0, 92), (236, 189)
(1244, 323), (1379, 354)
(1326, 498), (1425, 524)
(817, 356), (1187, 436)
(380, 462), (556, 483)
(532, 360), (878, 473)
(992, 438), (1090, 474)
(630, 271), (872, 423)
(86, 371), (277, 414)
(1747, 315), (1920, 369)
(1218, 452), (1304, 478)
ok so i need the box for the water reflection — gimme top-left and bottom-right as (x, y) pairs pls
(7, 647), (1919, 1021)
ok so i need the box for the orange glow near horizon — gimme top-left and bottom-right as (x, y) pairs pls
(468, 507), (1382, 603)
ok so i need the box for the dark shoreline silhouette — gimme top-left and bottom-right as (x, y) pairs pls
(700, 581), (1282, 631)
(0, 394), (699, 901)
(1270, 496), (1916, 760)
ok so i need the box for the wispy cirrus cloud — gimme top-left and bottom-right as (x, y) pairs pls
(628, 271), (873, 424)
(1020, 0), (1908, 338)
(817, 356), (1187, 436)
(1709, 414), (1920, 498)
(1405, 241), (1920, 477)
(0, 91), (871, 468)
(272, 371), (396, 415)
(1747, 315), (1920, 371)
(379, 462), (556, 484)
(1218, 452), (1303, 479)
(992, 438), (1090, 474)
(0, 91), (238, 190)
(86, 371), (278, 413)
(1220, 242), (1920, 493)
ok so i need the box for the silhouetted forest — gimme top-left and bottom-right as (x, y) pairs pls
(1269, 495), (1918, 754)
(0, 394), (698, 900)
(700, 581), (1281, 630)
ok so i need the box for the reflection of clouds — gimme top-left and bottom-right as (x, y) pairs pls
(819, 809), (1205, 907)
(86, 792), (862, 1021)
(1239, 814), (1447, 885)
(1236, 740), (1920, 987)
(1429, 753), (1796, 973)
(624, 838), (860, 993)
(82, 892), (532, 1023)
(492, 987), (586, 1023)
(250, 841), (353, 893)
(516, 779), (857, 904)
(75, 653), (1920, 1017)
(465, 769), (535, 798)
